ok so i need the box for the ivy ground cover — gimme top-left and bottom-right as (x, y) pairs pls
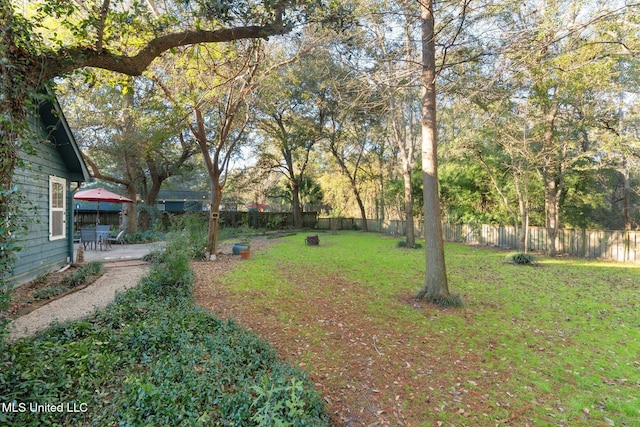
(1, 238), (327, 426)
(194, 232), (640, 426)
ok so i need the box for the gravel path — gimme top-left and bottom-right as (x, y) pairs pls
(7, 264), (149, 341)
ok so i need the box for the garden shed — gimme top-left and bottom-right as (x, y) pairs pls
(9, 93), (90, 285)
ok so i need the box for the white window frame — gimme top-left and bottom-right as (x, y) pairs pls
(49, 176), (67, 241)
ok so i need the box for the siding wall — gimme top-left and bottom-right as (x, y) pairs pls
(11, 134), (75, 285)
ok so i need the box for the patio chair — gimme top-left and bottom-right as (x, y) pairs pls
(97, 225), (111, 250)
(107, 229), (127, 249)
(80, 227), (97, 250)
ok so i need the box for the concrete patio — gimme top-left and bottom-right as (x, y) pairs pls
(75, 241), (163, 264)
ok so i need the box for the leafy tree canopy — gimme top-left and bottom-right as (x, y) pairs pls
(4, 0), (311, 80)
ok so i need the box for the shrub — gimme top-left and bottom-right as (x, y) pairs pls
(61, 261), (104, 287)
(142, 250), (164, 264)
(167, 213), (208, 260)
(123, 229), (161, 244)
(142, 233), (194, 297)
(267, 215), (284, 230)
(0, 188), (33, 333)
(251, 373), (327, 426)
(32, 285), (65, 300)
(32, 272), (50, 285)
(396, 241), (423, 249)
(506, 252), (537, 265)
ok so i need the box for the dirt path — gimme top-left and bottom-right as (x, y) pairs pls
(7, 263), (149, 341)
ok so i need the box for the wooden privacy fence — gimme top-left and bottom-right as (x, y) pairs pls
(317, 218), (639, 263)
(442, 223), (639, 263)
(158, 211), (319, 230)
(317, 217), (422, 236)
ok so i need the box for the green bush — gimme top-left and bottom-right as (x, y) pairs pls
(0, 188), (33, 337)
(31, 272), (50, 285)
(251, 374), (326, 426)
(143, 232), (194, 296)
(218, 225), (254, 242)
(123, 229), (161, 244)
(506, 251), (537, 265)
(0, 231), (327, 426)
(32, 285), (65, 300)
(142, 250), (164, 264)
(61, 261), (104, 287)
(167, 213), (208, 260)
(396, 240), (423, 249)
(267, 215), (284, 230)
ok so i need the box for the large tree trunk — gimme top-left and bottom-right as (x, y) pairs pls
(540, 97), (561, 257)
(291, 180), (303, 228)
(514, 169), (530, 253)
(121, 83), (139, 233)
(354, 185), (369, 232)
(622, 156), (631, 230)
(417, 0), (449, 301)
(403, 165), (415, 246)
(544, 177), (561, 257)
(145, 158), (166, 207)
(123, 185), (137, 233)
(331, 145), (369, 232)
(377, 167), (385, 222)
(206, 179), (223, 259)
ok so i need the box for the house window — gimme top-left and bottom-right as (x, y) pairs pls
(49, 176), (66, 240)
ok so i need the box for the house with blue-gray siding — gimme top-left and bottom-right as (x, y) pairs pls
(9, 94), (90, 285)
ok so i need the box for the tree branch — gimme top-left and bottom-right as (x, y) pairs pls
(95, 0), (111, 52)
(47, 24), (292, 78)
(83, 154), (129, 186)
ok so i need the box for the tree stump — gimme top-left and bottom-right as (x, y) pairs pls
(76, 245), (84, 264)
(305, 235), (319, 246)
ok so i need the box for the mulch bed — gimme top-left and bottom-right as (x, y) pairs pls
(5, 265), (102, 319)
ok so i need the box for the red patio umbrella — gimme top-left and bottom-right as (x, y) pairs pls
(74, 187), (133, 225)
(74, 187), (134, 204)
(247, 203), (269, 212)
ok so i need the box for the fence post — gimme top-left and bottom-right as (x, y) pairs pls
(624, 230), (630, 262)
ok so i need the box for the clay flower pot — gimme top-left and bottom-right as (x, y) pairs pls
(232, 243), (249, 255)
(240, 249), (250, 259)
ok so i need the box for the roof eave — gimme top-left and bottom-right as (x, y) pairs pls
(38, 91), (91, 183)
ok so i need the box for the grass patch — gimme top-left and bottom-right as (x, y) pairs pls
(211, 232), (640, 426)
(1, 234), (327, 426)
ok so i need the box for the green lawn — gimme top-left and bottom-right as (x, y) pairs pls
(218, 231), (640, 426)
